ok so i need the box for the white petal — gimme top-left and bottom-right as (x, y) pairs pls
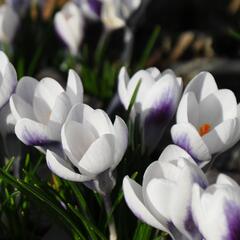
(123, 176), (168, 232)
(33, 77), (64, 123)
(171, 123), (211, 163)
(0, 62), (17, 109)
(61, 120), (97, 168)
(199, 89), (237, 128)
(66, 69), (83, 105)
(184, 71), (218, 101)
(78, 134), (115, 175)
(146, 178), (174, 221)
(65, 103), (84, 123)
(176, 92), (199, 127)
(15, 76), (38, 104)
(203, 118), (240, 154)
(158, 144), (196, 165)
(15, 118), (55, 146)
(46, 150), (92, 182)
(10, 94), (35, 121)
(216, 174), (239, 187)
(118, 66), (129, 109)
(146, 67), (161, 80)
(112, 116), (128, 169)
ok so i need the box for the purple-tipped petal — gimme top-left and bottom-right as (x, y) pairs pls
(224, 201), (240, 240)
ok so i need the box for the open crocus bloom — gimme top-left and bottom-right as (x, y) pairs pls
(171, 72), (240, 166)
(118, 67), (182, 152)
(0, 51), (17, 110)
(123, 145), (208, 240)
(10, 69), (83, 152)
(54, 2), (84, 55)
(192, 174), (240, 240)
(0, 4), (19, 43)
(46, 103), (128, 194)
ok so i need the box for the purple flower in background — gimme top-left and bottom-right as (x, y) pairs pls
(6, 0), (29, 15)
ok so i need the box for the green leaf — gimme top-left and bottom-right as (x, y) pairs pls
(133, 221), (152, 240)
(127, 79), (142, 115)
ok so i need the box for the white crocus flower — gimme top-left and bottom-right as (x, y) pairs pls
(118, 67), (182, 152)
(54, 2), (84, 55)
(46, 103), (128, 194)
(123, 145), (208, 240)
(0, 4), (19, 44)
(101, 0), (141, 30)
(10, 69), (83, 152)
(171, 72), (240, 166)
(192, 174), (240, 240)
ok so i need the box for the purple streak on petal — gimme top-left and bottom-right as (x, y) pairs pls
(224, 200), (240, 240)
(184, 207), (202, 237)
(174, 134), (201, 165)
(143, 89), (175, 152)
(21, 128), (58, 147)
(88, 0), (102, 16)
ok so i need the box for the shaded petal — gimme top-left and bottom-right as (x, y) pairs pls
(199, 89), (237, 128)
(146, 67), (161, 80)
(0, 62), (17, 109)
(61, 120), (97, 168)
(184, 71), (218, 101)
(203, 118), (240, 154)
(10, 94), (35, 121)
(171, 123), (211, 163)
(118, 66), (129, 109)
(46, 149), (92, 182)
(15, 118), (56, 146)
(15, 76), (38, 104)
(33, 77), (64, 123)
(176, 92), (199, 127)
(66, 69), (83, 105)
(78, 134), (115, 175)
(111, 116), (128, 169)
(123, 176), (168, 231)
(216, 174), (239, 187)
(65, 103), (84, 123)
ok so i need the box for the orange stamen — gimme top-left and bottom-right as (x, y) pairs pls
(199, 123), (211, 136)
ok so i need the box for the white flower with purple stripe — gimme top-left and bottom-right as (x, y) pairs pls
(192, 174), (240, 240)
(118, 67), (182, 152)
(10, 69), (83, 152)
(123, 145), (208, 240)
(54, 2), (84, 55)
(171, 72), (240, 166)
(46, 103), (128, 195)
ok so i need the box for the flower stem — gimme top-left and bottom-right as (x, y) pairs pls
(103, 194), (117, 240)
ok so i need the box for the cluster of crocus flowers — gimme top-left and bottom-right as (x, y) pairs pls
(1, 47), (240, 239)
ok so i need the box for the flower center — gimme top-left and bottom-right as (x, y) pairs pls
(198, 123), (211, 136)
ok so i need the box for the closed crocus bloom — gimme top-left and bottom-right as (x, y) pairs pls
(0, 4), (19, 43)
(0, 51), (17, 110)
(101, 0), (141, 30)
(123, 145), (208, 240)
(46, 103), (128, 194)
(192, 174), (240, 240)
(54, 2), (84, 55)
(118, 67), (182, 152)
(171, 72), (240, 166)
(10, 69), (83, 152)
